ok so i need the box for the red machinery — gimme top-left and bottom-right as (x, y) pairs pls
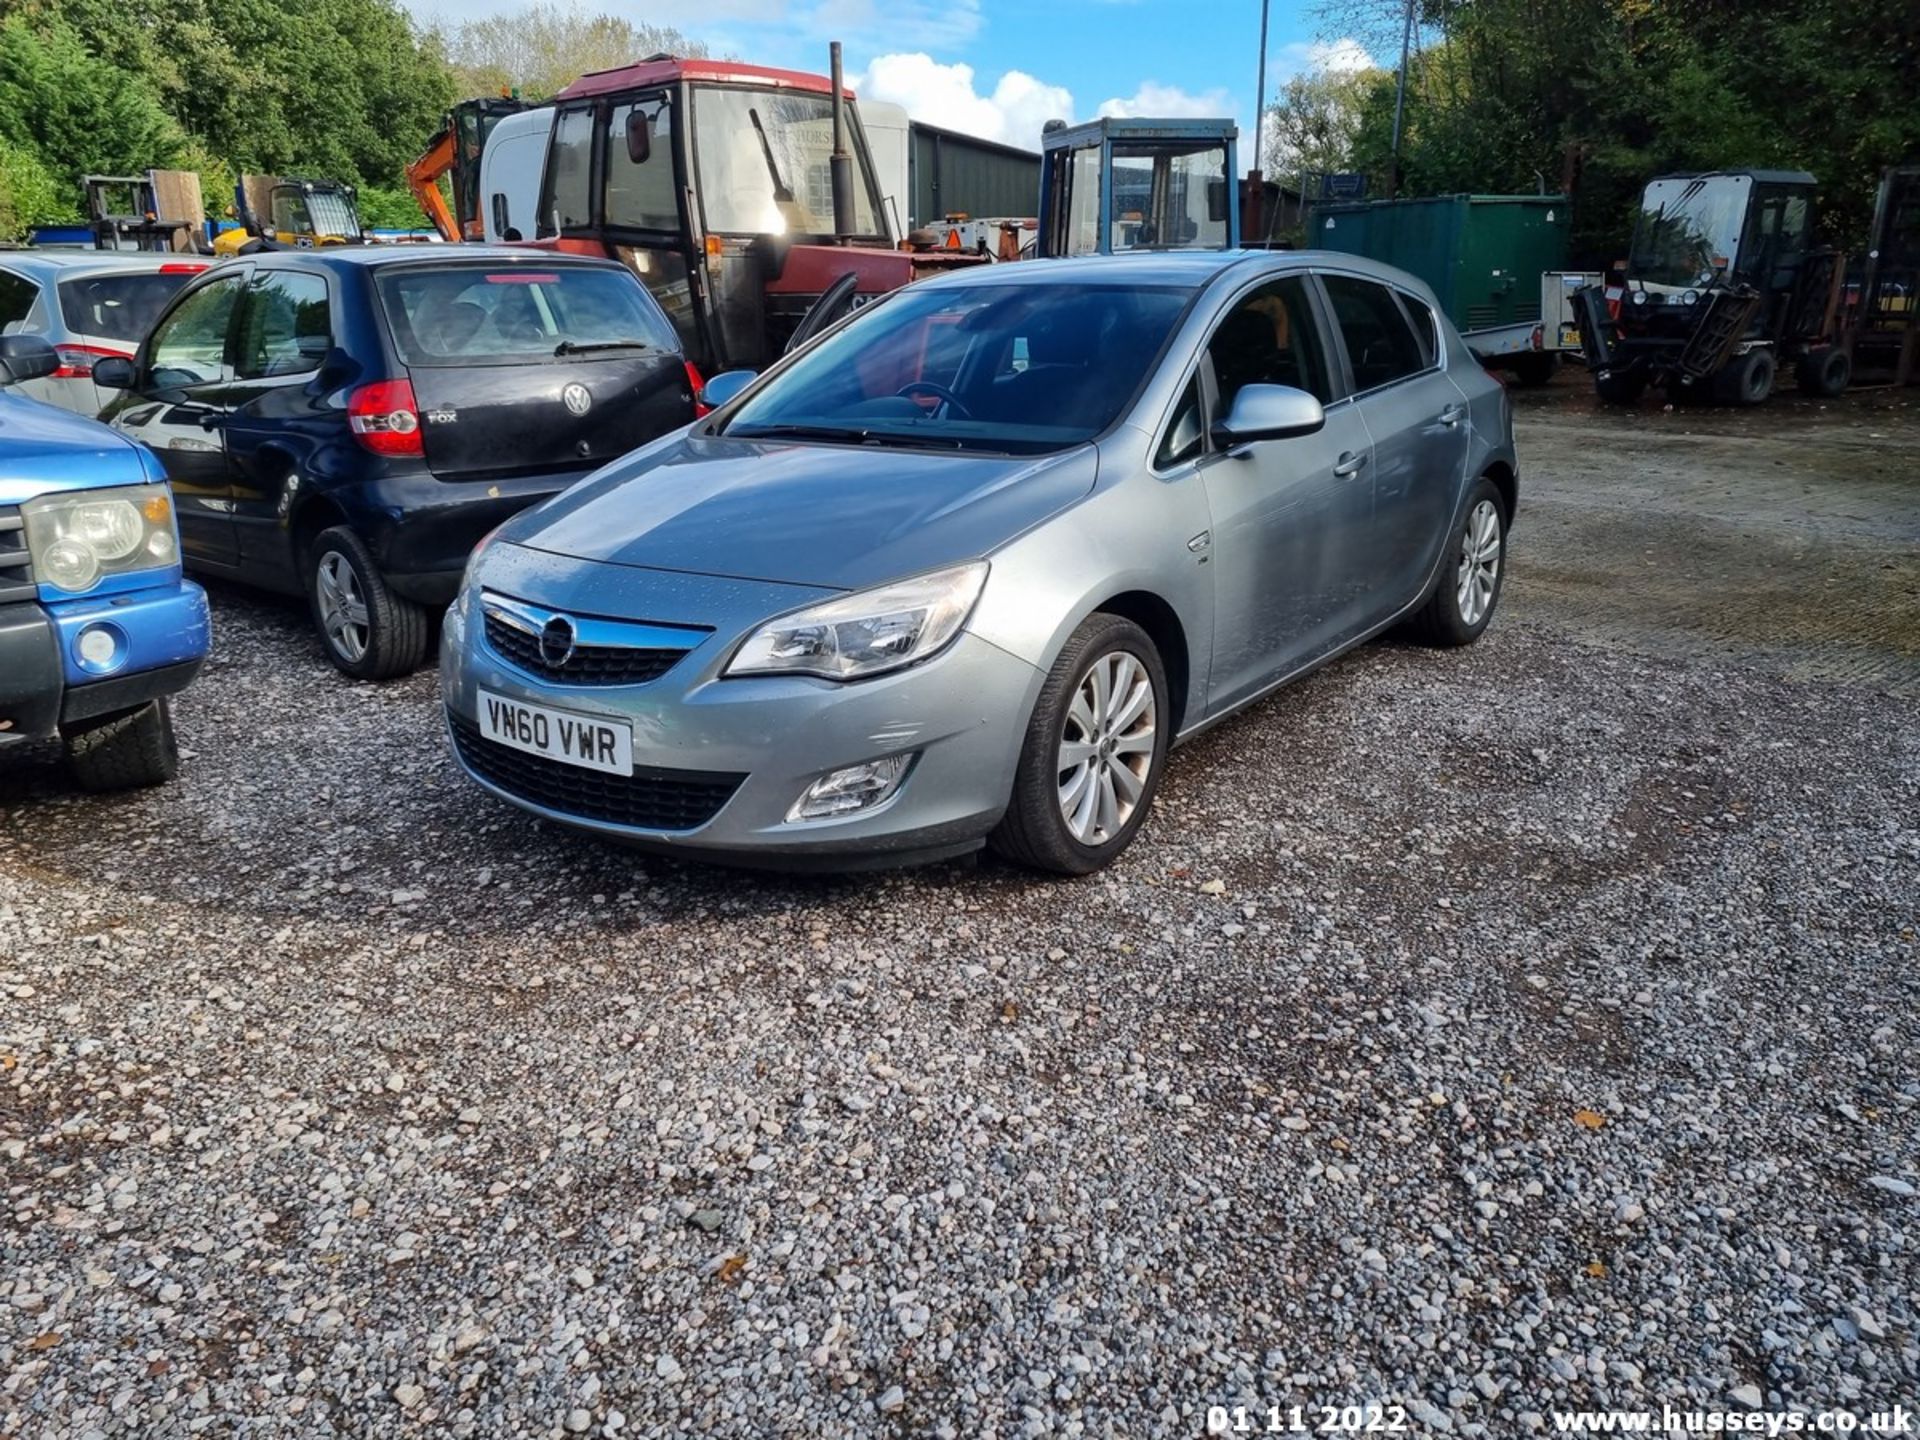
(527, 47), (979, 373)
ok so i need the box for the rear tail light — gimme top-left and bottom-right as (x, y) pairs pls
(348, 379), (424, 457)
(685, 360), (711, 418)
(52, 343), (130, 380)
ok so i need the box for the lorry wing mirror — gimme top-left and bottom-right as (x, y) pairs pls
(626, 110), (652, 166)
(0, 335), (59, 387)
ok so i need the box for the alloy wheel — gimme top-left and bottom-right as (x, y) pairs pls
(1455, 499), (1502, 628)
(316, 550), (371, 663)
(1057, 649), (1156, 846)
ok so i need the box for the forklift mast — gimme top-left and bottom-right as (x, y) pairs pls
(1038, 117), (1239, 258)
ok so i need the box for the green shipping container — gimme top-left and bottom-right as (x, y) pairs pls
(1308, 194), (1570, 337)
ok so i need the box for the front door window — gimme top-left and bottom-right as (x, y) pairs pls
(147, 275), (246, 390)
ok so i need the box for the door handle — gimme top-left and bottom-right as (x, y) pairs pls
(1332, 451), (1369, 478)
(1438, 403), (1467, 427)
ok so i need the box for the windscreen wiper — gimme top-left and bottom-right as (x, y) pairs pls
(554, 339), (655, 356)
(728, 422), (969, 450)
(747, 108), (795, 203)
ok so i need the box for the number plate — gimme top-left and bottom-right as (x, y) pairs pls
(477, 689), (633, 776)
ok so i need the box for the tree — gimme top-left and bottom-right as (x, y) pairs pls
(0, 16), (187, 183)
(1262, 69), (1381, 183)
(436, 4), (707, 102)
(1323, 0), (1920, 262)
(0, 0), (453, 217)
(0, 142), (70, 239)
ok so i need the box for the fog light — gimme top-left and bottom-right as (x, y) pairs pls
(74, 622), (126, 676)
(787, 754), (913, 822)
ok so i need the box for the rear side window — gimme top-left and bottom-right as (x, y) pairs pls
(1398, 292), (1440, 368)
(375, 265), (679, 366)
(235, 272), (332, 380)
(1323, 274), (1429, 390)
(0, 269), (39, 331)
(59, 271), (195, 345)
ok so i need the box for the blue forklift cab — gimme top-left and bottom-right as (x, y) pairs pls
(1038, 117), (1240, 258)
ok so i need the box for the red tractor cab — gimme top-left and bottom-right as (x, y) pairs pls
(534, 54), (976, 374)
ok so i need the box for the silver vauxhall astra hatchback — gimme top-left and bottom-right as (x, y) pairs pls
(440, 252), (1519, 874)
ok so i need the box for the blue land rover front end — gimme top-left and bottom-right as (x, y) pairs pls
(0, 372), (209, 791)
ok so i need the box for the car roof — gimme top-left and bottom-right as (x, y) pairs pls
(247, 246), (624, 272)
(918, 248), (1427, 293)
(0, 250), (215, 277)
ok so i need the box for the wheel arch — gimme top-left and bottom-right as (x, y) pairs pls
(1084, 588), (1192, 737)
(1482, 459), (1517, 528)
(289, 491), (353, 567)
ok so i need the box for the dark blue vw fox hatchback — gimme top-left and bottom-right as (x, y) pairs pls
(96, 249), (698, 679)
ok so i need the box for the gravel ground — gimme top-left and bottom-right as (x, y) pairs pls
(3, 391), (1918, 1437)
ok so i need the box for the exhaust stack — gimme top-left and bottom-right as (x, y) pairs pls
(829, 41), (855, 242)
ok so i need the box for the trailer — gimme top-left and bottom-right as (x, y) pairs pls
(1308, 193), (1572, 383)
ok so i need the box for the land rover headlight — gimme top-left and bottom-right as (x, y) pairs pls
(23, 485), (179, 594)
(726, 562), (988, 681)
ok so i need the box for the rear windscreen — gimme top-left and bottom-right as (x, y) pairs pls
(59, 272), (196, 345)
(375, 265), (679, 366)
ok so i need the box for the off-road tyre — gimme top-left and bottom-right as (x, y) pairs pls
(1714, 348), (1776, 407)
(1795, 346), (1850, 398)
(63, 699), (180, 792)
(989, 613), (1169, 876)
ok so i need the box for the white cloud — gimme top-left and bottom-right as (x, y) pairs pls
(1096, 81), (1236, 121)
(1270, 35), (1377, 84)
(854, 52), (1071, 148)
(800, 0), (983, 50)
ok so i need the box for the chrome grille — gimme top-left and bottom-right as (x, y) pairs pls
(479, 592), (710, 688)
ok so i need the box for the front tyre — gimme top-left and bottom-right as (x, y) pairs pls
(1408, 477), (1507, 647)
(64, 699), (179, 792)
(990, 614), (1169, 875)
(305, 525), (428, 680)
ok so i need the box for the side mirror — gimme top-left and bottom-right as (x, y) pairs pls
(0, 334), (59, 387)
(625, 109), (652, 166)
(1209, 383), (1325, 451)
(699, 369), (756, 409)
(91, 355), (136, 390)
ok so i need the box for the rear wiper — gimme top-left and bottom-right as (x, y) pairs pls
(554, 339), (655, 356)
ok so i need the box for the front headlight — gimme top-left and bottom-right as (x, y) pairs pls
(726, 562), (988, 681)
(22, 485), (179, 594)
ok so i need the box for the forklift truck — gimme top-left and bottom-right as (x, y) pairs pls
(1575, 170), (1849, 406)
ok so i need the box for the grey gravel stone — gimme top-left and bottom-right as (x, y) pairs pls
(2, 393), (1917, 1436)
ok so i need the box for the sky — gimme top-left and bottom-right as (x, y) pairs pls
(399, 0), (1382, 166)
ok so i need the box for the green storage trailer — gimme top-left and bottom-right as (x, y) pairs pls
(1308, 193), (1571, 378)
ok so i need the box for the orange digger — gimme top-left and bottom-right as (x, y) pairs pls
(407, 97), (530, 243)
